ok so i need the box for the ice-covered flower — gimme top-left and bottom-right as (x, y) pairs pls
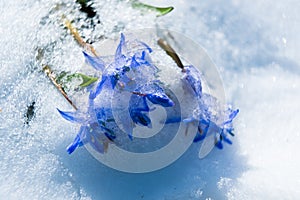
(182, 65), (239, 152)
(128, 82), (174, 128)
(192, 108), (239, 149)
(58, 33), (174, 154)
(58, 33), (238, 157)
(183, 65), (203, 98)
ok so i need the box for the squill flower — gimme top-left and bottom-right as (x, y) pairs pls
(58, 33), (174, 153)
(182, 65), (239, 151)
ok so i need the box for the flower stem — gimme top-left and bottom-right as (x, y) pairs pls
(157, 38), (185, 71)
(63, 17), (98, 57)
(43, 65), (78, 110)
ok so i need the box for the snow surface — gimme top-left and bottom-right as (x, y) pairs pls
(1, 0), (300, 199)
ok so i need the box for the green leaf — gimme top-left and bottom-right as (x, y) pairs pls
(131, 0), (174, 17)
(77, 73), (98, 87)
(56, 71), (68, 84)
(56, 72), (98, 89)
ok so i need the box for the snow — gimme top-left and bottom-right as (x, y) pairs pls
(1, 0), (300, 199)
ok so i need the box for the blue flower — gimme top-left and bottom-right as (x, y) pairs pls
(193, 109), (239, 149)
(128, 82), (174, 129)
(181, 64), (239, 152)
(83, 51), (105, 71)
(59, 33), (238, 158)
(59, 33), (174, 153)
(56, 108), (87, 124)
(66, 126), (85, 154)
(129, 95), (151, 127)
(183, 65), (202, 98)
(145, 83), (174, 107)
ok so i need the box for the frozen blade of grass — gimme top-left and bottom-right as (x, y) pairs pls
(131, 0), (174, 17)
(57, 72), (98, 88)
(63, 18), (98, 57)
(43, 65), (78, 110)
(157, 38), (185, 70)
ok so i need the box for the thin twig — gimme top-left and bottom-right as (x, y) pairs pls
(157, 38), (185, 71)
(64, 18), (98, 57)
(43, 65), (78, 110)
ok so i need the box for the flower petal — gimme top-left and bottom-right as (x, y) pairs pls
(184, 65), (202, 98)
(89, 75), (108, 99)
(104, 132), (116, 141)
(146, 93), (174, 107)
(115, 33), (127, 66)
(215, 140), (223, 149)
(110, 74), (119, 89)
(128, 132), (133, 140)
(183, 117), (196, 123)
(57, 109), (86, 123)
(129, 95), (149, 112)
(66, 126), (86, 154)
(165, 116), (181, 124)
(223, 136), (233, 145)
(130, 55), (141, 69)
(137, 40), (153, 53)
(223, 109), (239, 125)
(83, 52), (105, 71)
(130, 110), (152, 127)
(66, 135), (81, 154)
(193, 124), (209, 143)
